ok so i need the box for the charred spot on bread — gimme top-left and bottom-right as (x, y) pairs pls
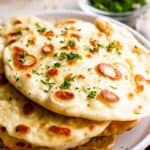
(15, 124), (30, 134)
(55, 90), (75, 101)
(23, 103), (35, 115)
(0, 74), (7, 85)
(48, 126), (71, 136)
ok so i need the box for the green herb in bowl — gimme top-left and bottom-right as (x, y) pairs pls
(90, 0), (146, 13)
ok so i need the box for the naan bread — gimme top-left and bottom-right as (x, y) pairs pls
(101, 120), (139, 136)
(0, 37), (109, 149)
(0, 120), (138, 150)
(3, 16), (150, 121)
(0, 127), (116, 150)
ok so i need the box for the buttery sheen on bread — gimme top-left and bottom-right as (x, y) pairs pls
(2, 16), (150, 121)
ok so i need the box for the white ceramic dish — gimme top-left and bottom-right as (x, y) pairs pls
(1, 10), (150, 150)
(78, 0), (150, 22)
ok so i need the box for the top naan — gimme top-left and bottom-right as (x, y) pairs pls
(0, 17), (110, 150)
(2, 16), (150, 121)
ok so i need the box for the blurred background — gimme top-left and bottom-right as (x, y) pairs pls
(0, 0), (150, 40)
(0, 0), (79, 17)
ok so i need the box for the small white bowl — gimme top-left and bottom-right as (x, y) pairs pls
(79, 0), (150, 22)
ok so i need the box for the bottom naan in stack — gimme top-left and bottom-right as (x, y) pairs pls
(0, 16), (144, 150)
(0, 126), (116, 150)
(0, 120), (139, 150)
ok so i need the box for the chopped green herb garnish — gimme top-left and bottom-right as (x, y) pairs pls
(64, 27), (69, 31)
(35, 23), (46, 33)
(58, 52), (82, 61)
(61, 27), (69, 36)
(53, 53), (58, 58)
(59, 52), (67, 61)
(37, 27), (46, 33)
(107, 42), (122, 55)
(68, 39), (76, 48)
(19, 52), (27, 64)
(32, 69), (40, 75)
(88, 68), (92, 71)
(54, 62), (61, 68)
(66, 52), (82, 60)
(14, 75), (19, 82)
(146, 70), (150, 74)
(29, 39), (34, 44)
(134, 110), (141, 114)
(125, 75), (128, 80)
(40, 78), (55, 93)
(109, 86), (117, 90)
(47, 37), (52, 41)
(134, 45), (138, 48)
(81, 86), (89, 93)
(116, 49), (121, 55)
(61, 46), (68, 50)
(26, 39), (34, 47)
(87, 91), (97, 99)
(107, 42), (115, 52)
(84, 45), (91, 51)
(40, 56), (46, 60)
(91, 44), (103, 52)
(60, 39), (76, 49)
(45, 65), (50, 69)
(60, 40), (65, 43)
(75, 87), (79, 90)
(60, 77), (75, 89)
(35, 23), (41, 28)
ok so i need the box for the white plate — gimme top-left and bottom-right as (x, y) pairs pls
(1, 10), (150, 150)
(37, 10), (150, 150)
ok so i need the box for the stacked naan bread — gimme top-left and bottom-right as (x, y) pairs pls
(0, 16), (149, 150)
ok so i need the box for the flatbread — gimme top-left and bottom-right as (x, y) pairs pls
(0, 37), (110, 150)
(3, 16), (150, 121)
(0, 127), (116, 150)
(0, 120), (138, 150)
(101, 120), (139, 136)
